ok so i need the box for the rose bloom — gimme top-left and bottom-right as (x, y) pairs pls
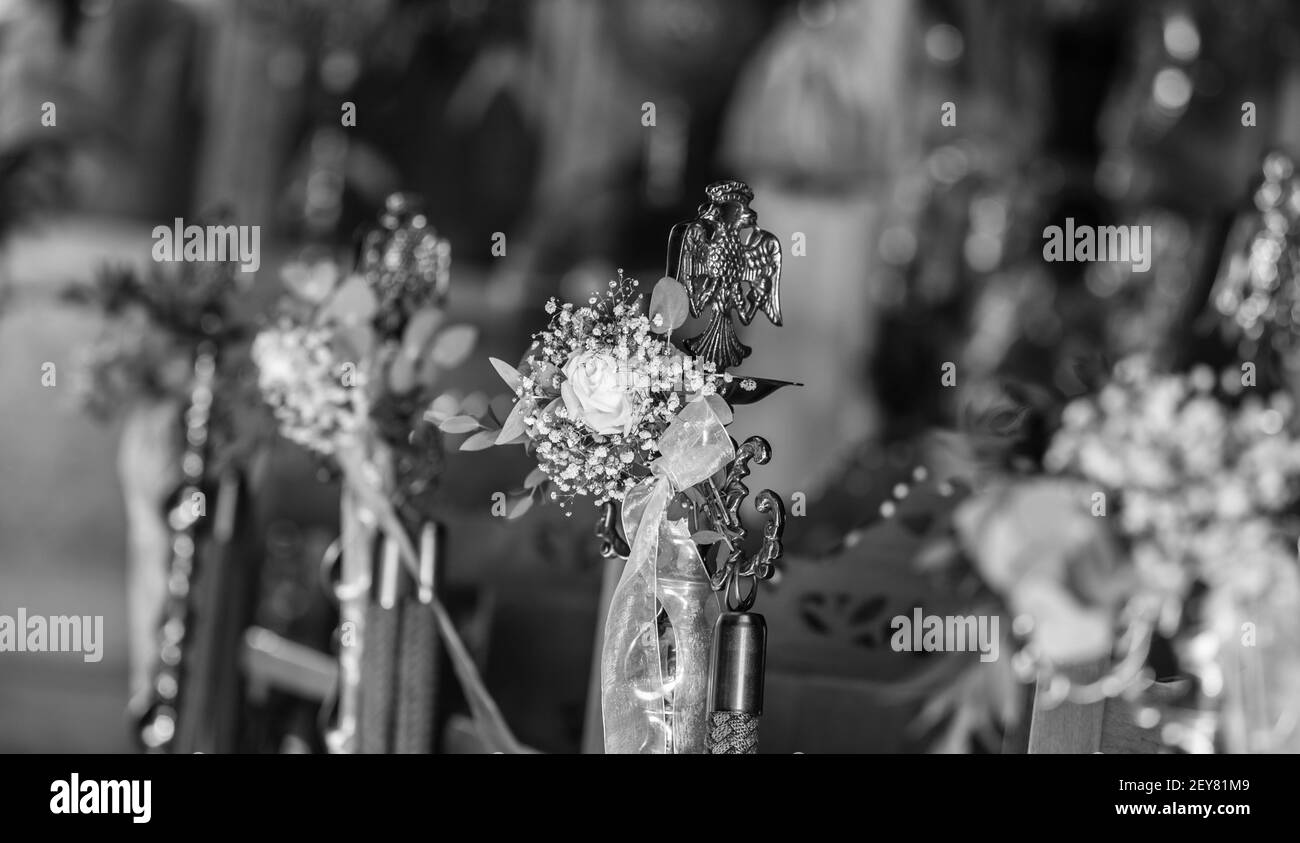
(561, 350), (636, 434)
(953, 479), (1133, 665)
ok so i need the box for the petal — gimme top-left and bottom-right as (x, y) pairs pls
(582, 389), (623, 413)
(560, 381), (582, 419)
(1013, 578), (1114, 665)
(582, 407), (624, 435)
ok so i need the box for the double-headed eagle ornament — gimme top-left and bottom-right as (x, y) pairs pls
(666, 180), (782, 372)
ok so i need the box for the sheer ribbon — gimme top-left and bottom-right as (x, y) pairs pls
(601, 398), (733, 753)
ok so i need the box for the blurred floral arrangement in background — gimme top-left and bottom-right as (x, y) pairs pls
(63, 249), (272, 474)
(252, 193), (526, 756)
(1211, 152), (1300, 390)
(253, 194), (477, 527)
(920, 354), (1300, 753)
(61, 241), (281, 740)
(1045, 358), (1300, 650)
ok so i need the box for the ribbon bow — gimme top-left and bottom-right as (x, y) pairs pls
(601, 398), (734, 753)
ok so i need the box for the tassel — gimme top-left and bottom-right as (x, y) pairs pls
(706, 611), (766, 754)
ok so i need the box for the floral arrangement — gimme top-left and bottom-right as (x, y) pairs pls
(251, 316), (364, 457)
(1044, 358), (1300, 637)
(67, 260), (236, 409)
(251, 194), (524, 755)
(65, 256), (271, 471)
(252, 258), (475, 455)
(252, 201), (475, 525)
(64, 241), (279, 749)
(453, 258), (793, 754)
(436, 272), (734, 517)
(923, 355), (1300, 753)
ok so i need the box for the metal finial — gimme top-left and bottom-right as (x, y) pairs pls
(665, 180), (782, 372)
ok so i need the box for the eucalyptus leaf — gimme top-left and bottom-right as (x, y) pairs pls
(429, 324), (479, 368)
(402, 307), (445, 359)
(318, 274), (377, 327)
(281, 260), (339, 304)
(507, 493), (535, 519)
(648, 276), (689, 334)
(495, 398), (531, 444)
(489, 356), (524, 393)
(387, 351), (417, 395)
(424, 393), (460, 424)
(459, 430), (500, 451)
(438, 415), (483, 434)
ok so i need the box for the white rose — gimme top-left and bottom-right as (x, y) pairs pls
(561, 350), (635, 434)
(953, 479), (1132, 665)
(252, 339), (295, 390)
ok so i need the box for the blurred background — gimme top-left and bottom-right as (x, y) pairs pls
(2, 0), (1300, 753)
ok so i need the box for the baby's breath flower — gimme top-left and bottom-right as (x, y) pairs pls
(508, 273), (733, 509)
(1047, 354), (1300, 600)
(253, 322), (364, 457)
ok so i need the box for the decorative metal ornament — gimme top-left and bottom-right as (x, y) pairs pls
(668, 182), (787, 753)
(361, 193), (452, 339)
(702, 434), (784, 755)
(1212, 151), (1300, 363)
(667, 180), (783, 372)
(595, 180), (791, 754)
(596, 501), (630, 560)
(137, 343), (217, 752)
(702, 435), (784, 609)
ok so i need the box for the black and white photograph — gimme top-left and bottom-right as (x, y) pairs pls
(0, 0), (1293, 826)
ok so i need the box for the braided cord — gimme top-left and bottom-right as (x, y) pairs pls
(707, 711), (759, 754)
(359, 602), (399, 754)
(394, 600), (439, 753)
